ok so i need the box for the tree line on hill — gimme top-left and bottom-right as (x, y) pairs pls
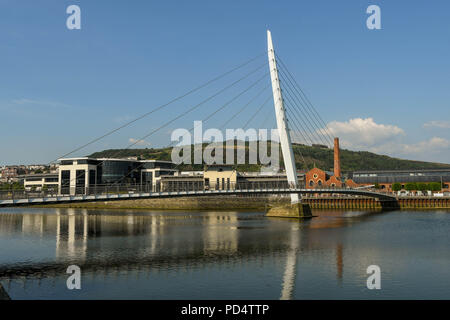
(385, 182), (443, 192)
(89, 142), (450, 172)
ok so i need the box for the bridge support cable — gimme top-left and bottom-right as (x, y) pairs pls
(241, 95), (272, 130)
(110, 73), (272, 185)
(168, 82), (271, 161)
(67, 63), (268, 187)
(158, 80), (270, 151)
(293, 140), (309, 171)
(219, 83), (271, 131)
(47, 53), (266, 165)
(95, 63), (267, 156)
(275, 54), (335, 145)
(279, 73), (331, 147)
(284, 107), (314, 145)
(283, 94), (321, 145)
(168, 81), (271, 152)
(260, 106), (275, 129)
(111, 78), (272, 184)
(276, 54), (334, 143)
(278, 69), (333, 147)
(197, 73), (269, 126)
(199, 94), (274, 184)
(282, 111), (311, 170)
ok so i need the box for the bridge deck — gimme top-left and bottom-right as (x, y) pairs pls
(0, 188), (396, 207)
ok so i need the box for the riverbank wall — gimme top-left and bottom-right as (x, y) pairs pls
(34, 196), (450, 210)
(305, 197), (450, 209)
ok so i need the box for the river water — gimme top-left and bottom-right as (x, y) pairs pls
(0, 208), (449, 299)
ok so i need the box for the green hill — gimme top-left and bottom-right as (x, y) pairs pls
(89, 142), (450, 173)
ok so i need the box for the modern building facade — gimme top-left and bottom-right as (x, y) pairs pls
(22, 173), (59, 191)
(58, 158), (176, 195)
(159, 165), (306, 192)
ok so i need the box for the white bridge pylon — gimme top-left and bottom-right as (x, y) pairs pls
(267, 30), (300, 204)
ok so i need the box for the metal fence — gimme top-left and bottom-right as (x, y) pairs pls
(0, 182), (393, 202)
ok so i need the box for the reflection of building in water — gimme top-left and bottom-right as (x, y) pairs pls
(202, 213), (239, 253)
(21, 214), (45, 235)
(336, 244), (343, 280)
(0, 209), (382, 298)
(55, 209), (88, 261)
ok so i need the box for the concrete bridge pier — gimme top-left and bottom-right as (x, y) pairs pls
(266, 200), (312, 218)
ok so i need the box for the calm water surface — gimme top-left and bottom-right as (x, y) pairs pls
(0, 208), (449, 299)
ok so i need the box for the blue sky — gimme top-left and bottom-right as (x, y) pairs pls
(0, 0), (449, 165)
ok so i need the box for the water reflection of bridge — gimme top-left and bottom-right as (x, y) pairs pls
(0, 209), (382, 298)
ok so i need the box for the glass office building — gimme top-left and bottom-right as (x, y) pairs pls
(58, 158), (177, 195)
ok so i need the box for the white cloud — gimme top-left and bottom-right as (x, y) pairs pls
(320, 118), (449, 162)
(325, 117), (404, 149)
(423, 121), (450, 129)
(398, 137), (450, 155)
(128, 138), (151, 146)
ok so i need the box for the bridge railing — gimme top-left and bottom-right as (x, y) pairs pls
(0, 182), (395, 202)
(0, 182), (296, 200)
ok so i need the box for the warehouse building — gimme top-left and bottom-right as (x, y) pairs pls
(351, 169), (450, 192)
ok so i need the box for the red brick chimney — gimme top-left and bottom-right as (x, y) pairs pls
(334, 137), (341, 178)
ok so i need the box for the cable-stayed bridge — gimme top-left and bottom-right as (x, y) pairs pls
(1, 30), (396, 207)
(0, 185), (396, 207)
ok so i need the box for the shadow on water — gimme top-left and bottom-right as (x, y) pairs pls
(380, 200), (401, 211)
(0, 282), (11, 300)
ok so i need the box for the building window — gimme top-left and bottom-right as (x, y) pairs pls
(76, 170), (86, 194)
(89, 170), (96, 186)
(331, 183), (336, 187)
(309, 180), (314, 187)
(318, 180), (322, 186)
(313, 174), (318, 179)
(61, 170), (70, 187)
